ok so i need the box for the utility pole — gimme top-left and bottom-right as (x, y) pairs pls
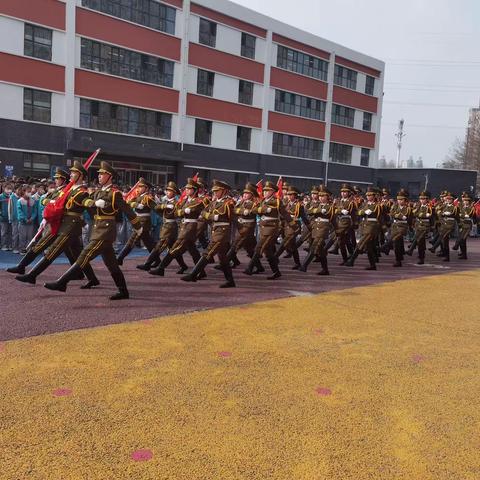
(395, 119), (406, 168)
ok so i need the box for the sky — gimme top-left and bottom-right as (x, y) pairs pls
(233, 0), (480, 167)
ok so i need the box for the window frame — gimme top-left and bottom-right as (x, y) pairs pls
(196, 69), (215, 97)
(276, 45), (328, 82)
(24, 23), (52, 61)
(23, 88), (52, 124)
(360, 148), (370, 167)
(334, 64), (358, 90)
(238, 80), (254, 105)
(272, 132), (323, 160)
(236, 126), (252, 151)
(362, 112), (372, 132)
(194, 119), (213, 145)
(199, 18), (217, 48)
(365, 75), (375, 95)
(274, 89), (326, 121)
(331, 104), (355, 128)
(329, 142), (353, 164)
(241, 32), (256, 60)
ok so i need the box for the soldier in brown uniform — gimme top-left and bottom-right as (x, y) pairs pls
(334, 183), (357, 264)
(407, 190), (434, 264)
(6, 168), (76, 274)
(453, 192), (476, 259)
(382, 189), (413, 267)
(244, 181), (291, 279)
(429, 191), (459, 261)
(299, 185), (335, 274)
(181, 180), (236, 288)
(295, 186), (318, 251)
(196, 178), (211, 250)
(44, 161), (141, 300)
(15, 161), (99, 287)
(116, 177), (156, 265)
(136, 181), (187, 272)
(149, 178), (204, 276)
(345, 186), (383, 270)
(275, 186), (310, 269)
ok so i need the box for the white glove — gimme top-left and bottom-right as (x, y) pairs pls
(266, 207), (272, 213)
(136, 204), (144, 210)
(321, 208), (326, 214)
(465, 214), (470, 218)
(365, 209), (372, 215)
(185, 207), (191, 214)
(426, 213), (431, 218)
(40, 219), (47, 228)
(444, 211), (451, 216)
(341, 209), (349, 215)
(95, 199), (106, 208)
(243, 209), (250, 215)
(166, 203), (174, 210)
(213, 214), (219, 221)
(49, 200), (55, 204)
(402, 215), (407, 220)
(136, 226), (143, 236)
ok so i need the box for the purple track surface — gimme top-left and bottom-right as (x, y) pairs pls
(1, 239), (479, 341)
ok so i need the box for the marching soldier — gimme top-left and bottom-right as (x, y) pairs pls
(429, 191), (458, 261)
(244, 181), (291, 279)
(299, 185), (335, 275)
(116, 177), (157, 265)
(334, 183), (357, 265)
(453, 192), (477, 259)
(44, 161), (141, 299)
(15, 162), (99, 286)
(196, 178), (210, 250)
(295, 186), (318, 252)
(407, 190), (434, 264)
(149, 178), (203, 276)
(181, 180), (236, 288)
(345, 186), (383, 270)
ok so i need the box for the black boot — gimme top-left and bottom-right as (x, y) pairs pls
(253, 256), (265, 274)
(267, 256), (281, 280)
(116, 244), (132, 266)
(110, 270), (129, 300)
(291, 250), (301, 270)
(365, 250), (377, 270)
(80, 264), (100, 289)
(405, 239), (417, 256)
(339, 245), (349, 265)
(452, 239), (460, 251)
(6, 249), (38, 274)
(274, 245), (285, 259)
(317, 256), (330, 275)
(176, 255), (189, 274)
(15, 256), (53, 284)
(381, 240), (392, 255)
(181, 256), (209, 282)
(219, 263), (236, 288)
(344, 248), (360, 267)
(429, 236), (443, 253)
(44, 263), (82, 292)
(149, 253), (173, 276)
(299, 252), (315, 272)
(137, 248), (161, 271)
(244, 253), (260, 275)
(227, 246), (241, 268)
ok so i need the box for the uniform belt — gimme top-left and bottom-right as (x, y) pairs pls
(213, 222), (230, 227)
(182, 219), (198, 223)
(338, 215), (351, 219)
(136, 213), (151, 217)
(238, 218), (255, 224)
(64, 212), (82, 218)
(366, 218), (378, 222)
(394, 220), (408, 224)
(94, 215), (115, 220)
(461, 218), (473, 222)
(443, 217), (456, 221)
(163, 219), (177, 223)
(315, 218), (329, 222)
(260, 216), (278, 221)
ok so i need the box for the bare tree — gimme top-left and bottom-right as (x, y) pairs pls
(442, 137), (466, 169)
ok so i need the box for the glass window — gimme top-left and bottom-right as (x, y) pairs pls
(275, 90), (326, 121)
(272, 133), (323, 160)
(79, 98), (171, 139)
(236, 127), (251, 151)
(360, 148), (370, 167)
(334, 65), (357, 90)
(238, 80), (254, 105)
(241, 32), (256, 60)
(365, 75), (375, 95)
(197, 69), (215, 96)
(329, 143), (352, 164)
(331, 104), (355, 127)
(24, 24), (52, 61)
(277, 45), (328, 81)
(23, 88), (51, 123)
(195, 119), (212, 145)
(199, 18), (217, 48)
(81, 38), (174, 87)
(81, 0), (176, 34)
(23, 153), (52, 176)
(363, 112), (372, 131)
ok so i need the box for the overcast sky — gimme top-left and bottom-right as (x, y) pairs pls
(234, 0), (480, 167)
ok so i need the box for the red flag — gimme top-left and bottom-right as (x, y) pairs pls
(256, 180), (263, 200)
(178, 172), (199, 204)
(276, 176), (283, 199)
(43, 149), (101, 236)
(124, 180), (141, 203)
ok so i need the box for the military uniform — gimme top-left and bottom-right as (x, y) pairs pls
(44, 161), (141, 300)
(149, 178), (204, 276)
(453, 192), (476, 259)
(196, 178), (210, 249)
(334, 183), (357, 263)
(429, 192), (458, 261)
(116, 177), (156, 265)
(408, 191), (434, 264)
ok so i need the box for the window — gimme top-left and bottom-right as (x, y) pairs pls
(199, 18), (216, 47)
(81, 0), (176, 34)
(334, 65), (357, 90)
(272, 133), (323, 160)
(331, 104), (355, 127)
(329, 143), (352, 164)
(23, 153), (52, 175)
(80, 99), (171, 139)
(238, 80), (254, 105)
(197, 69), (215, 96)
(365, 75), (375, 95)
(241, 32), (256, 59)
(24, 88), (51, 123)
(363, 112), (372, 131)
(360, 148), (370, 167)
(81, 38), (174, 87)
(277, 45), (328, 81)
(236, 127), (251, 151)
(195, 119), (212, 145)
(24, 24), (52, 61)
(275, 90), (326, 121)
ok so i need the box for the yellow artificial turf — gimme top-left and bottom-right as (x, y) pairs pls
(1, 270), (480, 479)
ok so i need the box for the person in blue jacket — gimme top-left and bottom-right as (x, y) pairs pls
(17, 186), (38, 254)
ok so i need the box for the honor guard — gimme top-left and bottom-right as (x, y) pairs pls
(196, 177), (211, 250)
(407, 190), (434, 264)
(44, 161), (141, 300)
(453, 192), (476, 259)
(429, 191), (458, 261)
(334, 183), (357, 264)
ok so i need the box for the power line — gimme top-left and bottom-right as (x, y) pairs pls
(383, 122), (465, 130)
(384, 100), (471, 107)
(386, 86), (480, 93)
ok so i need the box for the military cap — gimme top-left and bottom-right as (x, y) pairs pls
(287, 186), (300, 195)
(98, 161), (116, 176)
(419, 190), (430, 199)
(365, 186), (377, 195)
(137, 177), (152, 189)
(243, 182), (259, 196)
(69, 160), (87, 178)
(443, 191), (454, 199)
(440, 190), (448, 197)
(53, 168), (69, 180)
(382, 188), (390, 195)
(165, 181), (180, 194)
(318, 185), (332, 196)
(211, 179), (232, 191)
(197, 177), (207, 189)
(396, 188), (409, 199)
(310, 185), (320, 194)
(461, 191), (472, 200)
(263, 180), (278, 192)
(185, 177), (200, 189)
(340, 183), (353, 193)
(353, 186), (363, 194)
